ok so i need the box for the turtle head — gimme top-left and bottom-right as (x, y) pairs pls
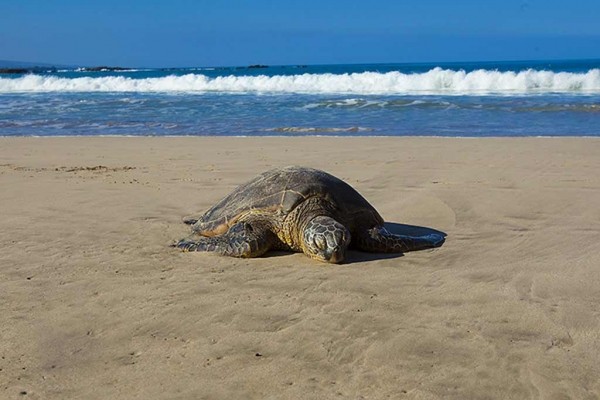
(302, 216), (351, 264)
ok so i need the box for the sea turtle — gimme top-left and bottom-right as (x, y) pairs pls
(174, 166), (444, 263)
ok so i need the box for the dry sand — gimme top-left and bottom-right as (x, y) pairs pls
(1, 137), (599, 399)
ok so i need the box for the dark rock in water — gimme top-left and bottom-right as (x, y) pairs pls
(0, 60), (61, 74)
(0, 66), (57, 74)
(247, 64), (268, 69)
(81, 66), (131, 72)
(0, 68), (30, 74)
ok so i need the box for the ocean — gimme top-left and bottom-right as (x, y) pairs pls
(1, 59), (599, 137)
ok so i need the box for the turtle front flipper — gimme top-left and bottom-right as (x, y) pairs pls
(174, 222), (275, 258)
(356, 226), (445, 253)
(183, 216), (198, 225)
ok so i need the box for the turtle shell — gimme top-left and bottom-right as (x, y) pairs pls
(191, 166), (382, 236)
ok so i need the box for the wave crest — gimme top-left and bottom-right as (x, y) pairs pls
(1, 68), (599, 94)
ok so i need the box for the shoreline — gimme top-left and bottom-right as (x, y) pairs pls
(3, 134), (600, 138)
(1, 136), (599, 399)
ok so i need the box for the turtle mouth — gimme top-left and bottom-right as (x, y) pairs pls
(327, 251), (345, 264)
(322, 246), (345, 264)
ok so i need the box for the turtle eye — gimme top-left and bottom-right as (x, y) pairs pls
(314, 235), (327, 251)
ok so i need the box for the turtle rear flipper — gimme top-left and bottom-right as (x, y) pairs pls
(356, 227), (445, 253)
(174, 222), (275, 258)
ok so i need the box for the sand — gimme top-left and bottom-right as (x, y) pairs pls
(1, 137), (599, 399)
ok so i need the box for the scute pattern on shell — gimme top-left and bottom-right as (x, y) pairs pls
(191, 166), (380, 236)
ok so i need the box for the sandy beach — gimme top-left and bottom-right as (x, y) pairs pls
(1, 136), (599, 399)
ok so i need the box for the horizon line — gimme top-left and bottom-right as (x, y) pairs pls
(2, 57), (600, 71)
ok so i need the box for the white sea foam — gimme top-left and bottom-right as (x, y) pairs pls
(265, 126), (374, 133)
(1, 68), (599, 94)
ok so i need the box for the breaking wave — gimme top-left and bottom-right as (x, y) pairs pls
(1, 68), (599, 94)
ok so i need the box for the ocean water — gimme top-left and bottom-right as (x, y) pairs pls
(1, 60), (599, 137)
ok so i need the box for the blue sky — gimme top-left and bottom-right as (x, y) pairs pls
(1, 0), (599, 67)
